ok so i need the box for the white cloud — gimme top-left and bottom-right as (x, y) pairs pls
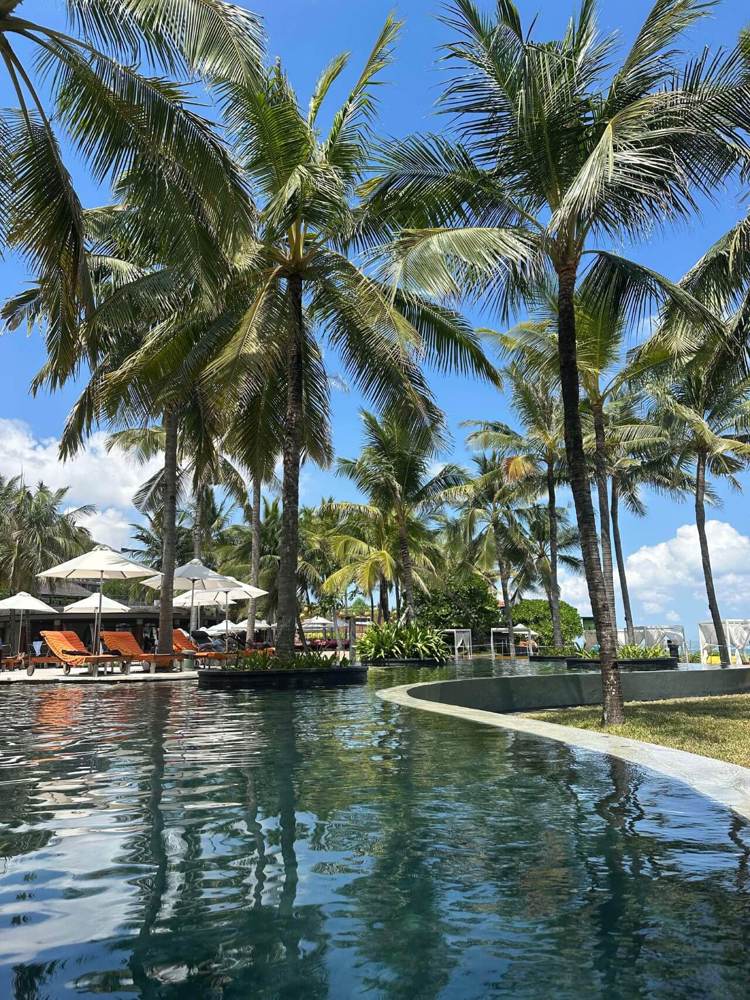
(75, 508), (135, 551)
(558, 567), (591, 617)
(625, 520), (750, 621)
(0, 418), (161, 549)
(0, 418), (161, 512)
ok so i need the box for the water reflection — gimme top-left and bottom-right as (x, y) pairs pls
(0, 678), (749, 998)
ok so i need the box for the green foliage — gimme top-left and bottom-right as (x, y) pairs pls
(513, 598), (582, 647)
(222, 651), (350, 672)
(357, 623), (449, 663)
(617, 644), (671, 660)
(413, 578), (500, 637)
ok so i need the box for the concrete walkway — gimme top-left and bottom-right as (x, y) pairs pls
(378, 681), (750, 822)
(0, 666), (198, 684)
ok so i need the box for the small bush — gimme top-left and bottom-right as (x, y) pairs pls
(357, 623), (449, 663)
(221, 651), (349, 672)
(617, 644), (670, 660)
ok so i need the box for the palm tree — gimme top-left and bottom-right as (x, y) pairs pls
(0, 0), (262, 358)
(515, 504), (582, 641)
(451, 454), (530, 657)
(367, 0), (746, 722)
(464, 364), (567, 645)
(335, 410), (465, 622)
(648, 357), (750, 666)
(0, 477), (92, 593)
(174, 18), (497, 656)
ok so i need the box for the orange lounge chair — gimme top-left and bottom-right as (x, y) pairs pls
(40, 630), (129, 676)
(100, 631), (177, 673)
(172, 629), (234, 662)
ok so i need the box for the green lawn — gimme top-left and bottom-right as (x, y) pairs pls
(527, 694), (750, 769)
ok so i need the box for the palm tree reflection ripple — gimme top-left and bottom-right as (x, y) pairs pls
(1, 672), (750, 998)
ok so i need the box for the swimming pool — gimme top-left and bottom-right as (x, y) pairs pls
(1, 668), (749, 997)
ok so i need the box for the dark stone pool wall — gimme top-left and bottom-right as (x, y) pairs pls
(408, 667), (750, 713)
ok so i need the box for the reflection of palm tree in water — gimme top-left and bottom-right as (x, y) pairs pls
(127, 686), (171, 996)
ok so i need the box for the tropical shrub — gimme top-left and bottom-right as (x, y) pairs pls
(617, 645), (671, 660)
(512, 599), (582, 647)
(413, 579), (500, 639)
(222, 651), (349, 671)
(357, 623), (449, 663)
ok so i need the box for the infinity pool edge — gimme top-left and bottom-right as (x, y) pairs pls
(377, 681), (750, 822)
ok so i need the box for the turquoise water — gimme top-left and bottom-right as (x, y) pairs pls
(1, 666), (750, 998)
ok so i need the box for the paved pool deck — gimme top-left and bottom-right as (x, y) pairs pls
(0, 666), (198, 684)
(378, 681), (750, 822)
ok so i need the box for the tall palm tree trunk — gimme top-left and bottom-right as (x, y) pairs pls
(158, 407), (179, 654)
(610, 479), (635, 644)
(277, 274), (305, 658)
(397, 519), (416, 622)
(378, 575), (390, 623)
(546, 461), (563, 648)
(696, 451), (729, 666)
(245, 474), (262, 648)
(591, 400), (618, 628)
(557, 266), (623, 724)
(493, 526), (515, 657)
(190, 487), (202, 633)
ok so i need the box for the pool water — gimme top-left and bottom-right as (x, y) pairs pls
(1, 667), (750, 998)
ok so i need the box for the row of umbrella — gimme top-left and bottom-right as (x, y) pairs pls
(0, 547), (267, 655)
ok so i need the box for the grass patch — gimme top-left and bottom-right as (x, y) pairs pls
(526, 694), (750, 768)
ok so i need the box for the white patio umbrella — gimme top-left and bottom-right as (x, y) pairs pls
(39, 546), (156, 652)
(173, 578), (267, 648)
(205, 619), (243, 636)
(142, 559), (239, 631)
(0, 592), (57, 655)
(303, 615), (335, 628)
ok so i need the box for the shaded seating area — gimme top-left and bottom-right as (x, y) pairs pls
(172, 629), (234, 662)
(40, 630), (129, 677)
(100, 631), (178, 673)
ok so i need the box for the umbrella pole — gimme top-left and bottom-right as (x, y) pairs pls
(17, 608), (22, 657)
(225, 593), (230, 652)
(94, 571), (104, 653)
(190, 580), (196, 636)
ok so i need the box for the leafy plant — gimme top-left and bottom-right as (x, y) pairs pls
(617, 645), (670, 660)
(221, 651), (350, 672)
(357, 623), (449, 663)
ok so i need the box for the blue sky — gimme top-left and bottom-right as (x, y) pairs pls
(1, 0), (749, 639)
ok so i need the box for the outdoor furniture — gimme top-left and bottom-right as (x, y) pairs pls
(40, 630), (129, 676)
(172, 629), (234, 662)
(100, 631), (178, 673)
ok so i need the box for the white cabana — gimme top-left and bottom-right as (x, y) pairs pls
(490, 624), (539, 657)
(630, 625), (687, 655)
(0, 592), (57, 655)
(39, 546), (155, 651)
(443, 628), (473, 658)
(699, 620), (750, 664)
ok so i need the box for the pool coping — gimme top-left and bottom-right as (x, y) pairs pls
(377, 681), (750, 822)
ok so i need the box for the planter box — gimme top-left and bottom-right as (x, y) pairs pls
(198, 666), (368, 690)
(566, 657), (679, 671)
(529, 654), (571, 663)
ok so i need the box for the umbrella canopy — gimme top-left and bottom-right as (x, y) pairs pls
(39, 546), (155, 652)
(303, 616), (334, 627)
(64, 594), (129, 614)
(142, 559), (236, 592)
(173, 590), (242, 608)
(205, 620), (243, 636)
(39, 546), (156, 581)
(253, 619), (270, 630)
(0, 592), (57, 613)
(0, 592), (58, 657)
